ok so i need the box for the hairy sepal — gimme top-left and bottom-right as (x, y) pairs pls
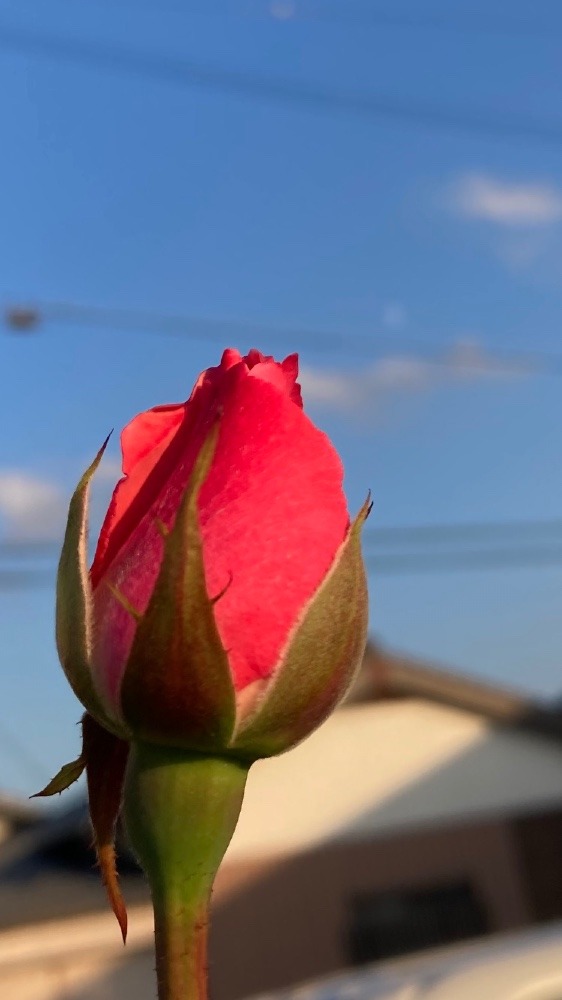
(56, 438), (129, 739)
(120, 421), (236, 751)
(82, 713), (130, 942)
(232, 497), (371, 758)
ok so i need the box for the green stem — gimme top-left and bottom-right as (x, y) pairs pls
(152, 881), (210, 1000)
(123, 742), (249, 1000)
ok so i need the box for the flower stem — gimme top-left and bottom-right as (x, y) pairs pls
(151, 881), (210, 1000)
(123, 742), (249, 1000)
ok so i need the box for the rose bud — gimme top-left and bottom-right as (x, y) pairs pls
(55, 348), (369, 760)
(39, 349), (369, 958)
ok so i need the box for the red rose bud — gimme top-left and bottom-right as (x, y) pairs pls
(57, 349), (370, 759)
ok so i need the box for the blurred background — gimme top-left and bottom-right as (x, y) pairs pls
(3, 0), (562, 997)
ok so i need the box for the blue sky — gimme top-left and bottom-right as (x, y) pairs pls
(1, 0), (562, 795)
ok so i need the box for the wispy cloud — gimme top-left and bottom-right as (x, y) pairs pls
(300, 340), (533, 415)
(0, 472), (65, 541)
(0, 452), (122, 544)
(381, 302), (407, 330)
(448, 173), (562, 227)
(90, 455), (122, 484)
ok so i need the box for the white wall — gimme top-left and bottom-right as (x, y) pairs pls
(0, 907), (154, 1000)
(226, 701), (562, 858)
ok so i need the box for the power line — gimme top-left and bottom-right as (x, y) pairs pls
(363, 517), (562, 548)
(6, 536), (562, 579)
(59, 0), (562, 39)
(6, 299), (562, 376)
(0, 540), (58, 558)
(274, 4), (562, 38)
(285, 4), (562, 37)
(5, 517), (562, 560)
(366, 545), (562, 575)
(3, 515), (562, 556)
(0, 568), (54, 588)
(5, 301), (356, 354)
(6, 516), (562, 559)
(3, 548), (562, 581)
(3, 21), (562, 146)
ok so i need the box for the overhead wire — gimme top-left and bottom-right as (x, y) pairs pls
(7, 515), (562, 557)
(2, 21), (562, 145)
(363, 517), (562, 547)
(6, 520), (562, 579)
(0, 568), (55, 587)
(6, 299), (562, 376)
(49, 0), (562, 38)
(366, 546), (562, 575)
(279, 5), (562, 37)
(4, 548), (562, 580)
(5, 301), (356, 354)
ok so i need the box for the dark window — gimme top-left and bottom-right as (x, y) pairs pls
(513, 810), (562, 923)
(35, 822), (141, 875)
(37, 832), (97, 873)
(347, 880), (490, 964)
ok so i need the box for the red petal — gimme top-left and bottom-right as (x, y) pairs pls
(198, 370), (348, 689)
(90, 349), (341, 707)
(91, 404), (184, 588)
(247, 352), (302, 407)
(90, 371), (235, 711)
(281, 353), (302, 407)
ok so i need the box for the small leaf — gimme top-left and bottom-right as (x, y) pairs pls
(32, 756), (85, 798)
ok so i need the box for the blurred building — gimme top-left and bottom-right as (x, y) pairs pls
(3, 644), (562, 998)
(0, 794), (39, 845)
(245, 920), (562, 1000)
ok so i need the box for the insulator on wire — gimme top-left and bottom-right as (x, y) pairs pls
(5, 307), (40, 332)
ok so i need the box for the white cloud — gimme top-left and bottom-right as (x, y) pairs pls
(0, 453), (122, 545)
(382, 302), (407, 330)
(295, 368), (356, 408)
(300, 340), (533, 415)
(449, 173), (562, 227)
(495, 233), (546, 269)
(269, 0), (296, 18)
(0, 472), (65, 541)
(90, 455), (122, 484)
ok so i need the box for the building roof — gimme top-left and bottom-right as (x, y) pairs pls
(0, 793), (40, 828)
(224, 697), (562, 860)
(0, 641), (561, 926)
(348, 642), (562, 743)
(248, 921), (562, 1000)
(0, 799), (148, 929)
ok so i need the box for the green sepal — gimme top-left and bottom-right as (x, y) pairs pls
(32, 755), (85, 797)
(120, 422), (236, 751)
(232, 496), (371, 758)
(56, 438), (129, 740)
